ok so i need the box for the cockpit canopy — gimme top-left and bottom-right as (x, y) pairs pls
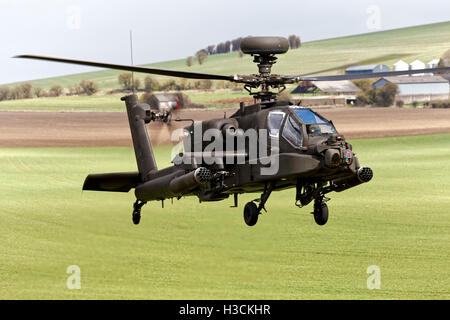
(266, 106), (337, 149)
(291, 108), (337, 135)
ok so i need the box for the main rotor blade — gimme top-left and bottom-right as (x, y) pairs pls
(298, 53), (412, 77)
(14, 55), (235, 81)
(287, 66), (450, 82)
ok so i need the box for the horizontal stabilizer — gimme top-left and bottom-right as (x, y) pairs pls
(83, 172), (140, 193)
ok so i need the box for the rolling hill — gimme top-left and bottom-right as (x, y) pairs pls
(0, 21), (449, 112)
(5, 21), (450, 91)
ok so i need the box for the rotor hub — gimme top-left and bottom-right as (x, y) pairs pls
(253, 54), (278, 76)
(238, 36), (292, 101)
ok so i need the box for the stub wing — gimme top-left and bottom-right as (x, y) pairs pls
(83, 172), (141, 193)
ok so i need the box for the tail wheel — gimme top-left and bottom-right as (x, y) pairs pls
(244, 202), (259, 226)
(313, 202), (328, 226)
(132, 200), (146, 225)
(132, 210), (141, 225)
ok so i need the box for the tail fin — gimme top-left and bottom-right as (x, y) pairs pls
(122, 94), (157, 181)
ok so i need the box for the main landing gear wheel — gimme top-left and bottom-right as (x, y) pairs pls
(243, 182), (275, 227)
(244, 202), (259, 226)
(313, 201), (328, 226)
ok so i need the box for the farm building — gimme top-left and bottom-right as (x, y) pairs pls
(426, 59), (441, 76)
(373, 75), (450, 103)
(427, 58), (440, 69)
(345, 64), (390, 74)
(291, 80), (360, 95)
(409, 59), (426, 76)
(146, 93), (181, 111)
(393, 60), (409, 74)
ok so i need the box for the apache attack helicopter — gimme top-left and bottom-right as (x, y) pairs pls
(16, 37), (450, 226)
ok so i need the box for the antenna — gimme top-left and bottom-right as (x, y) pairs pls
(129, 30), (135, 94)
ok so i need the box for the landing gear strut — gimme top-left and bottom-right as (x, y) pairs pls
(132, 200), (146, 225)
(296, 180), (330, 226)
(243, 182), (275, 226)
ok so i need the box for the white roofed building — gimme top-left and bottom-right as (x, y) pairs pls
(393, 60), (409, 76)
(291, 80), (360, 95)
(426, 59), (440, 75)
(373, 75), (449, 103)
(427, 58), (440, 68)
(345, 64), (390, 74)
(393, 60), (409, 71)
(409, 59), (426, 76)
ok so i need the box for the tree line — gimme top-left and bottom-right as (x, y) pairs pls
(116, 73), (237, 91)
(353, 80), (398, 107)
(0, 80), (98, 101)
(0, 72), (243, 102)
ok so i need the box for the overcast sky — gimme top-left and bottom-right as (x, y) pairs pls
(1, 0), (449, 84)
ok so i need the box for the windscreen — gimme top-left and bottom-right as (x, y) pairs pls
(293, 109), (337, 135)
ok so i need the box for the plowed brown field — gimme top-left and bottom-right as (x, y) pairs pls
(1, 107), (449, 147)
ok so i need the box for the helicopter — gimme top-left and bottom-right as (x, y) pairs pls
(16, 36), (450, 226)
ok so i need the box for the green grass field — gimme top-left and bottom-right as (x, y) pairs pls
(1, 134), (449, 299)
(1, 21), (449, 111)
(0, 94), (125, 112)
(0, 90), (252, 112)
